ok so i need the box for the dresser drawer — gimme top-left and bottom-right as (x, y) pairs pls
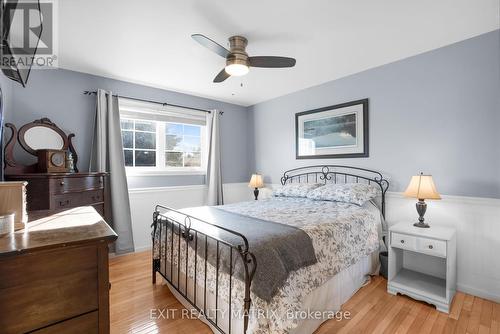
(391, 232), (417, 251)
(416, 237), (447, 257)
(0, 246), (98, 334)
(31, 311), (98, 334)
(52, 189), (104, 210)
(51, 176), (104, 194)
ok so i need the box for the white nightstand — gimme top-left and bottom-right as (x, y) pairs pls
(387, 222), (457, 313)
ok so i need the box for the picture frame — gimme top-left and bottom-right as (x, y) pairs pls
(295, 98), (369, 159)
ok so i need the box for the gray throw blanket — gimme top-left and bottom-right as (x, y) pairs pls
(175, 206), (318, 301)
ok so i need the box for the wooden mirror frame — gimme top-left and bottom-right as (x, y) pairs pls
(4, 118), (79, 174)
(18, 118), (69, 155)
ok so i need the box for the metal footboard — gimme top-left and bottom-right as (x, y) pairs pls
(151, 205), (257, 334)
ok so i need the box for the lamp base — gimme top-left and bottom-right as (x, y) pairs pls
(413, 199), (430, 228)
(253, 188), (259, 200)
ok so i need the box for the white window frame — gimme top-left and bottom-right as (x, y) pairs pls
(121, 118), (158, 169)
(120, 107), (208, 177)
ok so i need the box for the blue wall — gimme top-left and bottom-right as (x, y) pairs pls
(248, 30), (500, 198)
(3, 69), (251, 188)
(3, 30), (499, 198)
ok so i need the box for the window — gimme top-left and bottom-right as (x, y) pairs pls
(119, 99), (207, 175)
(165, 123), (202, 167)
(121, 119), (157, 167)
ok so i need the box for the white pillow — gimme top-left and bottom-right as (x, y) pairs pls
(307, 183), (380, 206)
(272, 183), (324, 198)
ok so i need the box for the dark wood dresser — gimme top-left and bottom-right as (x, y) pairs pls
(5, 173), (109, 220)
(0, 206), (117, 334)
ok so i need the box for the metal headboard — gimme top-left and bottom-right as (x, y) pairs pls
(280, 165), (389, 217)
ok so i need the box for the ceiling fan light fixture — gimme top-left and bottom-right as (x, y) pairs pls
(225, 63), (249, 76)
(191, 34), (296, 83)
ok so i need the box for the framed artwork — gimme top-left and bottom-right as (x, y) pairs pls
(295, 98), (369, 159)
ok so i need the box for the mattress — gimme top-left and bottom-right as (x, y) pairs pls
(154, 197), (382, 333)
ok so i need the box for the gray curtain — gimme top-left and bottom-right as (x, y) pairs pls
(90, 89), (135, 254)
(206, 110), (223, 205)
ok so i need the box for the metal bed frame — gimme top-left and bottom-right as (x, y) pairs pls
(151, 165), (389, 334)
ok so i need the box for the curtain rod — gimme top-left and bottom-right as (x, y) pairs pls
(83, 90), (215, 114)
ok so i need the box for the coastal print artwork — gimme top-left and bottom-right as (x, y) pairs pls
(296, 99), (369, 159)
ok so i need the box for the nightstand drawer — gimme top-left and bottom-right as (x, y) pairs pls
(416, 237), (447, 257)
(391, 232), (417, 251)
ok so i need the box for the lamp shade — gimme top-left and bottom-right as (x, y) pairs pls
(248, 174), (264, 188)
(403, 174), (441, 200)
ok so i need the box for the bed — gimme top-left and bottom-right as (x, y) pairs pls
(152, 165), (389, 334)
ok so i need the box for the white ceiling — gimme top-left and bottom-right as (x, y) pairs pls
(58, 0), (499, 106)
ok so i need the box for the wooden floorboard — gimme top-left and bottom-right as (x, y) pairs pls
(110, 251), (499, 333)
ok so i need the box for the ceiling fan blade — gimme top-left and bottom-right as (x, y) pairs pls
(213, 68), (230, 83)
(249, 56), (296, 68)
(191, 34), (230, 58)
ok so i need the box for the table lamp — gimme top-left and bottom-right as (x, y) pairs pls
(248, 174), (264, 200)
(403, 173), (441, 228)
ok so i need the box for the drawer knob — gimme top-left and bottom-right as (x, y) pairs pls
(428, 245), (433, 249)
(60, 181), (65, 185)
(400, 240), (405, 244)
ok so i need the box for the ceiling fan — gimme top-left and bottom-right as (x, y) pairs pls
(191, 34), (296, 83)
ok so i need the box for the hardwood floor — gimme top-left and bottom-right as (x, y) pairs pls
(110, 251), (500, 334)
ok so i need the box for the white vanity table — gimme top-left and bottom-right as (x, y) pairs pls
(387, 222), (457, 313)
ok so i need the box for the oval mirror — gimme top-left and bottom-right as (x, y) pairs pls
(18, 118), (69, 156)
(24, 126), (65, 151)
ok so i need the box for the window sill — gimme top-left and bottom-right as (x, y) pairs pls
(126, 169), (206, 177)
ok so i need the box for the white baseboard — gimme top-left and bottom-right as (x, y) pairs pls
(128, 182), (500, 303)
(134, 245), (152, 253)
(457, 283), (500, 303)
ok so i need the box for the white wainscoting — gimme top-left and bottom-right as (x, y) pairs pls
(128, 183), (500, 302)
(128, 183), (253, 253)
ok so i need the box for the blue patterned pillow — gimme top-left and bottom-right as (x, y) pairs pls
(307, 183), (380, 205)
(273, 183), (324, 198)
